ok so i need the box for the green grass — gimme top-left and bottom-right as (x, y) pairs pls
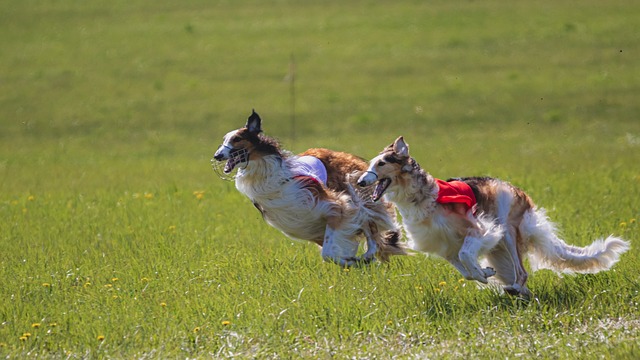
(1, 0), (639, 358)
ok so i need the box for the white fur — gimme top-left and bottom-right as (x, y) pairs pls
(214, 114), (406, 266)
(520, 208), (631, 273)
(234, 154), (394, 266)
(236, 155), (347, 241)
(365, 165), (502, 283)
(237, 157), (317, 230)
(358, 137), (630, 297)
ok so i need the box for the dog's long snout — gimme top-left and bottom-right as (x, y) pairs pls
(357, 171), (377, 187)
(357, 178), (367, 187)
(213, 145), (229, 161)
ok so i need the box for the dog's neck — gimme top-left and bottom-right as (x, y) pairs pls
(386, 158), (438, 222)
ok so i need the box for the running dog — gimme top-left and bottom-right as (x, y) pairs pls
(357, 136), (630, 297)
(212, 111), (406, 266)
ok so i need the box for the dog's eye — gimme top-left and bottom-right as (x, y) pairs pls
(377, 161), (386, 167)
(231, 136), (241, 143)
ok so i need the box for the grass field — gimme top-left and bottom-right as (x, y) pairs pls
(1, 0), (639, 358)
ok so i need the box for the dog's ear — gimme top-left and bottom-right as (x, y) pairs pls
(246, 109), (262, 134)
(393, 136), (409, 157)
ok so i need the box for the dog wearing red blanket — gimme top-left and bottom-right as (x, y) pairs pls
(357, 136), (630, 298)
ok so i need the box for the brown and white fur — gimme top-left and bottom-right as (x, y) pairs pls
(357, 136), (630, 297)
(212, 111), (406, 266)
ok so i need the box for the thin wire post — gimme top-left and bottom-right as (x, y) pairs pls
(289, 53), (296, 144)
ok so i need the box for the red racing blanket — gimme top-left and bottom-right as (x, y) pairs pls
(435, 178), (477, 211)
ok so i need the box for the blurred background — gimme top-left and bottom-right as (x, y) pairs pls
(1, 0), (638, 193)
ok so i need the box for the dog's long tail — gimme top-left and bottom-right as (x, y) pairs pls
(522, 208), (630, 273)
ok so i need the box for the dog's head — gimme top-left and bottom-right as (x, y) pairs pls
(212, 110), (280, 174)
(357, 136), (412, 201)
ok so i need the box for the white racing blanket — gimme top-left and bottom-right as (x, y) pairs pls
(290, 156), (328, 186)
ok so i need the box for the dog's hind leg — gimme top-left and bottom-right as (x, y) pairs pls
(483, 244), (527, 298)
(501, 227), (531, 298)
(483, 244), (515, 284)
(495, 189), (531, 297)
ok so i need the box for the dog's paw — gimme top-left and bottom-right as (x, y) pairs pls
(504, 285), (520, 296)
(350, 255), (378, 267)
(325, 256), (365, 268)
(482, 267), (496, 278)
(503, 284), (532, 299)
(360, 253), (377, 263)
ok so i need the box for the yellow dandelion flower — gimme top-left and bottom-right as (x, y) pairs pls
(144, 192), (154, 199)
(387, 320), (393, 325)
(630, 218), (637, 224)
(620, 222), (628, 228)
(42, 283), (51, 288)
(112, 295), (119, 299)
(193, 191), (205, 200)
(0, 342), (6, 347)
(27, 195), (35, 201)
(19, 336), (28, 341)
(97, 335), (105, 341)
(141, 277), (150, 282)
(49, 323), (57, 327)
(83, 282), (91, 288)
(104, 284), (113, 288)
(160, 302), (167, 307)
(111, 277), (119, 282)
(454, 286), (459, 291)
(435, 288), (441, 292)
(343, 268), (350, 273)
(438, 281), (447, 287)
(221, 320), (231, 326)
(22, 332), (31, 338)
(31, 323), (40, 328)
(458, 278), (465, 284)
(193, 327), (201, 333)
(168, 225), (176, 232)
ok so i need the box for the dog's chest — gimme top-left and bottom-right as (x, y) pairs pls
(257, 202), (326, 241)
(403, 215), (462, 258)
(237, 179), (327, 240)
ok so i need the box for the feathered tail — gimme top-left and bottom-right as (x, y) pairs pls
(522, 208), (630, 273)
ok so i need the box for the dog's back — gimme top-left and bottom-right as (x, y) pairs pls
(449, 176), (535, 219)
(301, 148), (368, 193)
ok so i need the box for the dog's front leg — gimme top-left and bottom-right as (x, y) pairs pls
(359, 222), (378, 264)
(445, 256), (474, 280)
(459, 236), (496, 283)
(321, 224), (359, 267)
(321, 225), (337, 262)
